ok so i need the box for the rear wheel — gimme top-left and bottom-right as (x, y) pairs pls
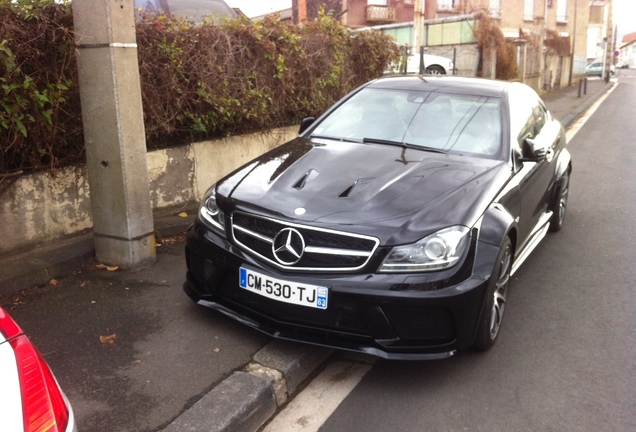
(472, 237), (512, 351)
(425, 65), (445, 75)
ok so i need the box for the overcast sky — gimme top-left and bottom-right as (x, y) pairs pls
(613, 0), (636, 41)
(225, 0), (635, 41)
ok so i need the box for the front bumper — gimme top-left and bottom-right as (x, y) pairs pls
(184, 221), (500, 360)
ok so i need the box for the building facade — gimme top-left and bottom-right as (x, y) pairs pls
(292, 1), (611, 91)
(618, 32), (636, 69)
(292, 0), (415, 27)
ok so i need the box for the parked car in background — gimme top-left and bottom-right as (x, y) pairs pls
(616, 61), (629, 69)
(184, 76), (572, 360)
(585, 61), (615, 76)
(404, 53), (455, 75)
(134, 0), (237, 23)
(0, 306), (77, 432)
(388, 53), (455, 75)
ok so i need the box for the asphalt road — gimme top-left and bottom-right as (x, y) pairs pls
(286, 73), (636, 432)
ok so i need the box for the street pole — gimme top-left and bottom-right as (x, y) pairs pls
(72, 0), (156, 268)
(413, 0), (426, 74)
(568, 0), (578, 86)
(543, 0), (549, 91)
(413, 0), (425, 49)
(604, 0), (613, 83)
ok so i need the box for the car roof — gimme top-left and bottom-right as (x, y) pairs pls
(368, 76), (512, 98)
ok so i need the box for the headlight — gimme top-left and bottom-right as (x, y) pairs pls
(379, 226), (470, 272)
(199, 185), (225, 234)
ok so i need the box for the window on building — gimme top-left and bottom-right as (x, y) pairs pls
(556, 0), (567, 22)
(437, 0), (455, 9)
(367, 0), (388, 5)
(524, 0), (534, 20)
(489, 0), (501, 18)
(589, 5), (603, 24)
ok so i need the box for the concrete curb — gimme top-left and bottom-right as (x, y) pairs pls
(162, 372), (277, 432)
(0, 234), (95, 295)
(162, 340), (333, 432)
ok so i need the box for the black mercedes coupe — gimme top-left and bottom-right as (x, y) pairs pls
(184, 76), (572, 360)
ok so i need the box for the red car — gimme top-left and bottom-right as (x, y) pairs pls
(0, 306), (77, 432)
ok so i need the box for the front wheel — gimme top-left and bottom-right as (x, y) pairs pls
(549, 172), (569, 232)
(472, 237), (512, 351)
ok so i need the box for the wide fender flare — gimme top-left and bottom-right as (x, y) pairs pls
(473, 203), (516, 280)
(555, 147), (572, 179)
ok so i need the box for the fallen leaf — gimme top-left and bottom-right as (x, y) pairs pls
(95, 264), (106, 269)
(100, 334), (116, 344)
(213, 347), (220, 353)
(106, 266), (119, 271)
(178, 212), (188, 217)
(50, 279), (59, 285)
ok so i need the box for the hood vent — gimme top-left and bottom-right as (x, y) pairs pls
(339, 178), (374, 198)
(293, 169), (319, 190)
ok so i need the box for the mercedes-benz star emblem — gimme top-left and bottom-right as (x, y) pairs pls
(272, 228), (305, 265)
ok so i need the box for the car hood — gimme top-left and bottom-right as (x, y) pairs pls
(218, 137), (511, 245)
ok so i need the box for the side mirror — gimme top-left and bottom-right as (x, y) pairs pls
(299, 117), (315, 135)
(522, 137), (548, 162)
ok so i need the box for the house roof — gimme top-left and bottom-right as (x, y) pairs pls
(251, 8), (292, 22)
(621, 31), (636, 47)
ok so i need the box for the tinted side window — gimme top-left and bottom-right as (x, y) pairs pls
(509, 87), (536, 144)
(533, 103), (547, 133)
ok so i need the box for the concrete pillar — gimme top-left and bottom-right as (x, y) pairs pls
(517, 42), (528, 84)
(482, 38), (497, 79)
(72, 0), (156, 268)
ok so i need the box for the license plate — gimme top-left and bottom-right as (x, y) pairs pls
(239, 267), (328, 310)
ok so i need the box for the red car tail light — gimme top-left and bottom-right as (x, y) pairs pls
(0, 309), (69, 432)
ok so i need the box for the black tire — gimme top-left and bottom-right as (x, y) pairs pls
(425, 65), (446, 75)
(472, 237), (512, 351)
(549, 171), (569, 232)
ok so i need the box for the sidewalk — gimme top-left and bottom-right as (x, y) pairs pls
(0, 77), (615, 432)
(542, 77), (613, 128)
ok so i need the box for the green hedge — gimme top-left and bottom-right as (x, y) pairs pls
(0, 3), (399, 173)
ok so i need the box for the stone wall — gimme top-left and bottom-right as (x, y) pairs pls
(0, 126), (297, 256)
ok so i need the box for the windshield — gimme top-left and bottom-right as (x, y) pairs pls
(311, 87), (503, 157)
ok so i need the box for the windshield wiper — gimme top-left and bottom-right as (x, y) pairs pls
(363, 137), (448, 154)
(309, 134), (362, 143)
(362, 137), (406, 147)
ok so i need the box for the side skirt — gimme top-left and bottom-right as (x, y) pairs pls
(511, 211), (552, 276)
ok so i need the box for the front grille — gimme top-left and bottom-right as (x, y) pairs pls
(231, 212), (379, 272)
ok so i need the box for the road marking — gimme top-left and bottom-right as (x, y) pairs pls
(261, 361), (374, 432)
(566, 82), (619, 142)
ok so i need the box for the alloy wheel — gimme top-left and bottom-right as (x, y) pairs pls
(557, 176), (569, 225)
(489, 244), (511, 340)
